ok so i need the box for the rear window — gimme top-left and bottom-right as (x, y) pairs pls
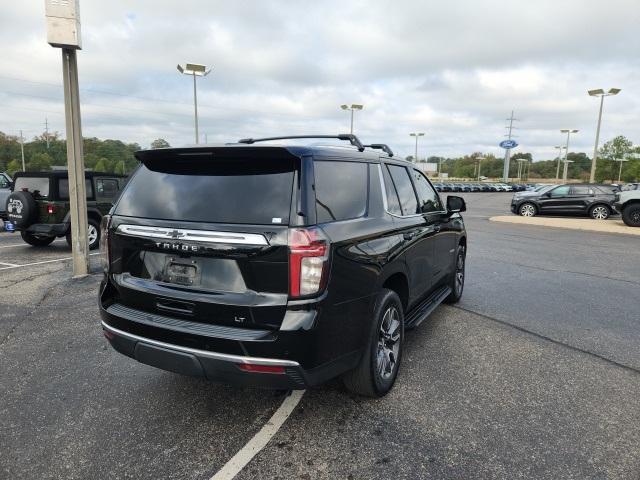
(14, 177), (49, 198)
(314, 161), (367, 223)
(115, 158), (295, 225)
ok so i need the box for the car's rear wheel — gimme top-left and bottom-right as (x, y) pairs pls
(519, 202), (537, 217)
(65, 218), (101, 250)
(589, 204), (610, 220)
(622, 203), (640, 227)
(343, 289), (404, 397)
(445, 243), (466, 304)
(21, 231), (56, 247)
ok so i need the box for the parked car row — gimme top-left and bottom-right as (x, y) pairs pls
(433, 182), (532, 192)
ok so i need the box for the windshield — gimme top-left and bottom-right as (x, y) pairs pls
(115, 158), (296, 225)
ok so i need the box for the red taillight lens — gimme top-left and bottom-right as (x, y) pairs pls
(288, 227), (330, 298)
(237, 364), (286, 374)
(99, 215), (111, 272)
(47, 204), (55, 214)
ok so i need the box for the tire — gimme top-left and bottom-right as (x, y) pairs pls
(589, 204), (610, 220)
(65, 218), (101, 250)
(20, 231), (56, 247)
(343, 289), (404, 397)
(445, 242), (466, 304)
(6, 191), (37, 228)
(519, 202), (537, 217)
(622, 203), (640, 227)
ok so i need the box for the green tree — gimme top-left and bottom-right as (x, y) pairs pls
(6, 159), (22, 177)
(27, 152), (53, 172)
(597, 135), (634, 182)
(150, 138), (171, 149)
(94, 158), (108, 172)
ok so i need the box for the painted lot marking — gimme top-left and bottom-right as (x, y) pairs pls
(0, 252), (100, 271)
(211, 390), (305, 480)
(0, 239), (66, 249)
(0, 261), (20, 267)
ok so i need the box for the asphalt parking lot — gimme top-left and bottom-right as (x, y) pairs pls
(1, 193), (639, 479)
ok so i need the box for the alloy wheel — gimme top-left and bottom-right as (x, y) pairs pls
(88, 224), (98, 246)
(520, 204), (535, 217)
(591, 206), (608, 220)
(377, 306), (401, 380)
(455, 246), (465, 296)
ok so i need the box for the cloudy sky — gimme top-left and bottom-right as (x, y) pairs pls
(1, 0), (638, 160)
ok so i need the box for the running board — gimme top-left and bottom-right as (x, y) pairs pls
(404, 285), (451, 330)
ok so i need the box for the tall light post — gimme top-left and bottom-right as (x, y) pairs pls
(409, 132), (425, 163)
(178, 63), (211, 144)
(554, 145), (564, 181)
(560, 129), (578, 182)
(340, 104), (363, 134)
(588, 88), (621, 183)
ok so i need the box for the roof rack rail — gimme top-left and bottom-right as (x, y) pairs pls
(237, 134), (365, 152)
(364, 144), (394, 157)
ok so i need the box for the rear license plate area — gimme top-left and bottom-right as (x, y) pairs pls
(164, 258), (201, 286)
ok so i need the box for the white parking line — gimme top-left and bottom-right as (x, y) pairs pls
(0, 261), (20, 267)
(0, 252), (100, 271)
(0, 239), (66, 249)
(210, 390), (305, 480)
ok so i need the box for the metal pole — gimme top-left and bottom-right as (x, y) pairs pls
(563, 131), (571, 182)
(62, 48), (89, 277)
(414, 135), (419, 163)
(589, 94), (605, 183)
(618, 159), (623, 182)
(477, 159), (481, 181)
(350, 109), (354, 135)
(45, 117), (50, 149)
(503, 110), (515, 182)
(555, 147), (562, 181)
(193, 73), (199, 144)
(19, 130), (25, 172)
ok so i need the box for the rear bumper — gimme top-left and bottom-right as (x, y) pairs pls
(102, 321), (308, 389)
(23, 223), (68, 236)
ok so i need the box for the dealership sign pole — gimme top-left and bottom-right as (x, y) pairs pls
(45, 0), (89, 277)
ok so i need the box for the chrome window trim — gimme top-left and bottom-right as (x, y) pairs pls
(116, 224), (268, 245)
(102, 322), (300, 367)
(378, 163), (447, 218)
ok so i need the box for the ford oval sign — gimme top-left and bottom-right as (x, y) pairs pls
(500, 139), (518, 149)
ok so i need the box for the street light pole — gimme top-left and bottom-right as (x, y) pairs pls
(409, 132), (425, 163)
(560, 129), (578, 182)
(178, 63), (212, 144)
(588, 88), (621, 183)
(340, 104), (364, 134)
(19, 130), (25, 172)
(554, 145), (564, 181)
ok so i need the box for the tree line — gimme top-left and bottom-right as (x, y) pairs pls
(1, 131), (637, 183)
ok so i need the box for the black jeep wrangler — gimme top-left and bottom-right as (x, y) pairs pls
(99, 135), (467, 397)
(5, 171), (127, 249)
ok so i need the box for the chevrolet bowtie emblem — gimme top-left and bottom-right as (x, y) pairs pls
(169, 230), (185, 239)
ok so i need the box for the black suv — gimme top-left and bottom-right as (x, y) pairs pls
(99, 135), (467, 397)
(5, 171), (127, 249)
(511, 183), (618, 219)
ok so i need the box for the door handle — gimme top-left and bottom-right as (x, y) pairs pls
(433, 225), (441, 233)
(403, 232), (415, 241)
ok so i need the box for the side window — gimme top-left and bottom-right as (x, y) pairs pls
(96, 179), (119, 199)
(549, 185), (570, 197)
(387, 164), (418, 215)
(0, 175), (10, 189)
(59, 179), (94, 199)
(571, 186), (593, 196)
(380, 164), (402, 215)
(314, 160), (367, 223)
(412, 169), (442, 213)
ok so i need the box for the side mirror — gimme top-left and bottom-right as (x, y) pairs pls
(447, 195), (466, 214)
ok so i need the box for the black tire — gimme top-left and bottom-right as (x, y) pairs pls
(343, 289), (404, 397)
(6, 191), (37, 228)
(445, 242), (466, 304)
(65, 218), (101, 250)
(589, 204), (610, 220)
(519, 202), (537, 217)
(20, 231), (56, 247)
(622, 203), (640, 227)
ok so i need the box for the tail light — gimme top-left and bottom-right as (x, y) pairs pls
(47, 204), (55, 214)
(288, 227), (330, 298)
(99, 215), (111, 272)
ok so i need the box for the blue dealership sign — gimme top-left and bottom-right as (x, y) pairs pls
(499, 139), (518, 149)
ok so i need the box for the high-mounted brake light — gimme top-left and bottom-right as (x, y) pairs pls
(99, 215), (112, 272)
(47, 204), (55, 214)
(288, 227), (330, 298)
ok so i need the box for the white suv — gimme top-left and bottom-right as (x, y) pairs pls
(614, 190), (640, 227)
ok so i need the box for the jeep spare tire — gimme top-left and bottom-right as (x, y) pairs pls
(6, 191), (37, 228)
